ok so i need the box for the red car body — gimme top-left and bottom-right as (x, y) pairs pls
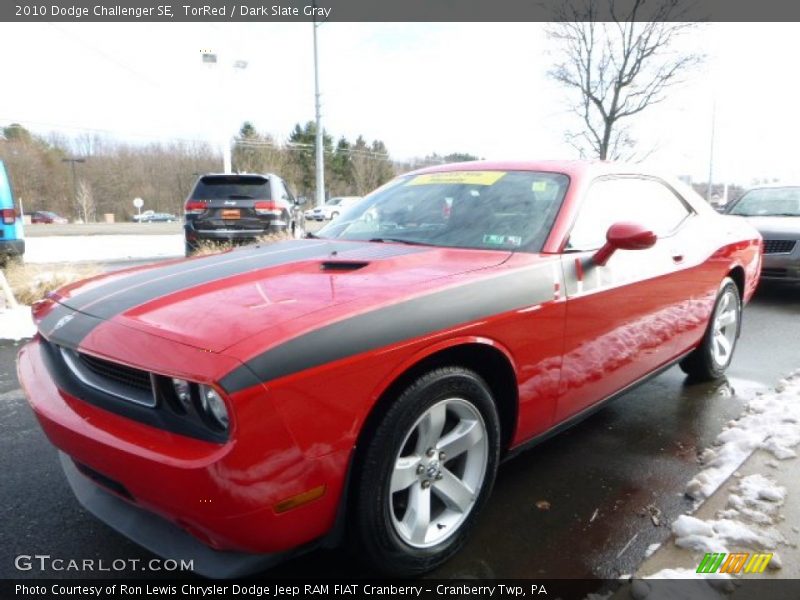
(17, 161), (762, 577)
(31, 211), (68, 224)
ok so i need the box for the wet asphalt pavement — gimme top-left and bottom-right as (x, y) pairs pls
(0, 282), (798, 581)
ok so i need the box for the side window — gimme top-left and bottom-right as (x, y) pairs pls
(271, 179), (286, 203)
(567, 178), (692, 250)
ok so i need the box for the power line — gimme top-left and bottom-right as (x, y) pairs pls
(46, 23), (163, 89)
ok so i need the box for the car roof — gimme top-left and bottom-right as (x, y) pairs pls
(742, 183), (800, 191)
(198, 173), (275, 180)
(400, 159), (714, 216)
(406, 159), (676, 179)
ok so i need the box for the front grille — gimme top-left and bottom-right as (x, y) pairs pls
(762, 268), (788, 278)
(59, 347), (156, 407)
(78, 353), (152, 391)
(763, 239), (797, 254)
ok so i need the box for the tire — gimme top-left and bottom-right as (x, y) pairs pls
(680, 277), (741, 381)
(184, 240), (196, 257)
(352, 367), (500, 576)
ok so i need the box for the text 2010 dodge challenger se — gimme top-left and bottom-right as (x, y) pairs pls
(18, 161), (761, 577)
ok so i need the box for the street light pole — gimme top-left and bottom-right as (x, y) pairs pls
(202, 51), (248, 174)
(313, 4), (325, 208)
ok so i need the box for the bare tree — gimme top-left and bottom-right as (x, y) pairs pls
(548, 0), (702, 160)
(75, 179), (95, 223)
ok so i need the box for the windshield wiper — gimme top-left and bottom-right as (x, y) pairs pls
(368, 237), (428, 246)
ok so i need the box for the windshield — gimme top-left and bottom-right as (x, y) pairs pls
(317, 170), (569, 252)
(729, 187), (800, 217)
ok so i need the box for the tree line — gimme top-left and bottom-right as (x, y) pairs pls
(0, 122), (478, 222)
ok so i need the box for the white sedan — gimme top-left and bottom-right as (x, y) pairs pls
(305, 196), (362, 221)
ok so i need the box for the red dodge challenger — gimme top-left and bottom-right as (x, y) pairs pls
(18, 161), (762, 577)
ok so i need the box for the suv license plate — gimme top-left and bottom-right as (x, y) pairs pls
(221, 209), (241, 219)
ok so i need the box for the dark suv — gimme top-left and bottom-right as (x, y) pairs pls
(183, 173), (300, 256)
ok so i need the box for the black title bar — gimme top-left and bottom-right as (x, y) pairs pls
(3, 0), (800, 22)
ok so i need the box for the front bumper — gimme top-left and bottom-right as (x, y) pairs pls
(761, 247), (800, 282)
(0, 238), (25, 256)
(59, 452), (294, 578)
(17, 337), (349, 574)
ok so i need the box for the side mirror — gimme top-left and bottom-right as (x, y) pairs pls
(593, 221), (657, 266)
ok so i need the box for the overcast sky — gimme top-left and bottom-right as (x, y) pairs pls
(1, 21), (798, 185)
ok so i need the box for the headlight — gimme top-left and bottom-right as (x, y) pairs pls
(198, 385), (229, 431)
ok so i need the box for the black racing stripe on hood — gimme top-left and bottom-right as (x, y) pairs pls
(39, 240), (426, 348)
(41, 309), (104, 349)
(219, 264), (556, 393)
(48, 239), (320, 316)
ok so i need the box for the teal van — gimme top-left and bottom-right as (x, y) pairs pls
(0, 160), (24, 265)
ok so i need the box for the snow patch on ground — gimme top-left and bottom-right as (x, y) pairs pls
(685, 373), (800, 502)
(25, 234), (182, 264)
(0, 306), (35, 340)
(644, 543), (661, 558)
(672, 473), (786, 555)
(642, 374), (800, 587)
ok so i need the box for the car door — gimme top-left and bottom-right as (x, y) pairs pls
(555, 176), (696, 422)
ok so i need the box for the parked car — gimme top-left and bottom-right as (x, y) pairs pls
(138, 212), (178, 223)
(305, 196), (362, 221)
(726, 185), (800, 283)
(19, 161), (761, 577)
(132, 210), (153, 222)
(184, 173), (300, 256)
(0, 160), (24, 265)
(31, 210), (68, 224)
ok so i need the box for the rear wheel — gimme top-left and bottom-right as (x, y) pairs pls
(184, 240), (196, 257)
(352, 367), (500, 575)
(680, 277), (741, 380)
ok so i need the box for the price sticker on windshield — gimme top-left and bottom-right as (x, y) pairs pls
(408, 171), (506, 186)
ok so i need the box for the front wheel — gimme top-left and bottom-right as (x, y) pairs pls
(352, 367), (500, 576)
(680, 277), (741, 380)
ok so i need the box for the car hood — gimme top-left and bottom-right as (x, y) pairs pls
(735, 216), (800, 237)
(48, 239), (512, 353)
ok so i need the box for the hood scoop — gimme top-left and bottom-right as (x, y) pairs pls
(320, 260), (370, 272)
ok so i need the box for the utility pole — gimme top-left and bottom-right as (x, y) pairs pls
(62, 157), (86, 213)
(313, 2), (325, 208)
